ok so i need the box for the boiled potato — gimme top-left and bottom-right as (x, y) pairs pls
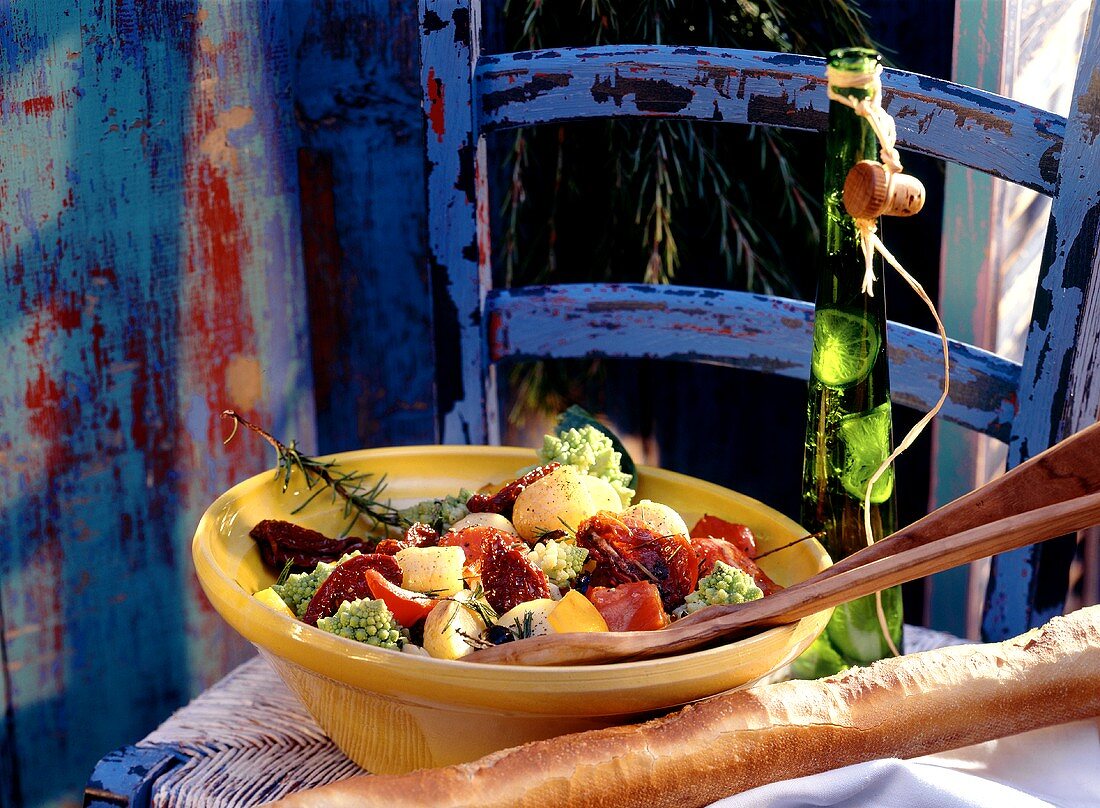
(395, 546), (465, 596)
(422, 590), (490, 660)
(580, 474), (623, 513)
(512, 465), (598, 541)
(449, 511), (519, 536)
(494, 598), (557, 637)
(623, 499), (689, 538)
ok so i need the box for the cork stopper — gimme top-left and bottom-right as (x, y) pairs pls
(843, 160), (926, 219)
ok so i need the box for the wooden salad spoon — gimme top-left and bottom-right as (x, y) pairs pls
(465, 420), (1100, 667)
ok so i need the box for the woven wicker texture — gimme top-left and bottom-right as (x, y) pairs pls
(140, 626), (967, 805)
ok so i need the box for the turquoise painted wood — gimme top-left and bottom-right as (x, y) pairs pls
(420, 0), (1099, 645)
(928, 0), (1010, 638)
(0, 4), (317, 806)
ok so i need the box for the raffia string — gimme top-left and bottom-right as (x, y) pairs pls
(826, 63), (951, 658)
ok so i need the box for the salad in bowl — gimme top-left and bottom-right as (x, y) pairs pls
(247, 409), (782, 662)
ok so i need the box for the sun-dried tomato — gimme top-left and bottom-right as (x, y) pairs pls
(405, 521), (440, 547)
(250, 519), (374, 571)
(301, 555), (377, 626)
(372, 522), (440, 556)
(466, 463), (560, 516)
(360, 553), (403, 587)
(577, 512), (698, 612)
(480, 535), (550, 614)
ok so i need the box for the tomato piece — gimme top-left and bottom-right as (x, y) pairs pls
(301, 555), (376, 625)
(480, 534), (550, 614)
(439, 525), (520, 578)
(586, 581), (670, 632)
(365, 568), (436, 627)
(689, 515), (757, 557)
(689, 536), (782, 595)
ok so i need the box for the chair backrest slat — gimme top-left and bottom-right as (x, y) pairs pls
(476, 46), (1064, 195)
(488, 284), (1019, 441)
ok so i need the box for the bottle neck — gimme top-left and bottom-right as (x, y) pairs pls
(819, 90), (882, 306)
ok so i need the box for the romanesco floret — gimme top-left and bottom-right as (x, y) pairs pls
(527, 539), (589, 588)
(316, 598), (404, 648)
(681, 561), (763, 615)
(398, 489), (474, 531)
(273, 552), (361, 617)
(537, 425), (634, 505)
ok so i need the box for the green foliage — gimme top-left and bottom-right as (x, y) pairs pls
(680, 560), (764, 614)
(527, 538), (590, 588)
(499, 1), (874, 418)
(316, 598), (404, 648)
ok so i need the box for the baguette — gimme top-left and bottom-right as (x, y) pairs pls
(270, 605), (1100, 808)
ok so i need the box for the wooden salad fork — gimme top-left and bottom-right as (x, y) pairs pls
(465, 421), (1100, 667)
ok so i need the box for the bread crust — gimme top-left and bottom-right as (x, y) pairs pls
(269, 605), (1100, 808)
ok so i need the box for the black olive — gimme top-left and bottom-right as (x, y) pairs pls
(574, 572), (591, 595)
(486, 624), (516, 645)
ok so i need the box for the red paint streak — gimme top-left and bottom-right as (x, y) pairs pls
(427, 67), (445, 142)
(22, 94), (55, 116)
(89, 264), (118, 283)
(90, 315), (108, 371)
(54, 291), (83, 331)
(475, 156), (491, 269)
(487, 310), (506, 361)
(181, 47), (263, 470)
(24, 366), (75, 471)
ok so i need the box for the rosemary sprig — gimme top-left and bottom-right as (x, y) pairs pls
(221, 410), (405, 534)
(275, 558), (295, 587)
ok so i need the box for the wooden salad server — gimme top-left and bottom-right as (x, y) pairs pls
(466, 420), (1100, 667)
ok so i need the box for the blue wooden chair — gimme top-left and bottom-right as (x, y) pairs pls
(419, 0), (1100, 644)
(87, 2), (1100, 804)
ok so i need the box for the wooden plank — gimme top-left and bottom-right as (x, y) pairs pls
(83, 744), (185, 808)
(928, 0), (1010, 638)
(475, 46), (1065, 195)
(291, 1), (438, 451)
(0, 2), (314, 802)
(488, 284), (1019, 440)
(420, 0), (497, 446)
(984, 3), (1100, 639)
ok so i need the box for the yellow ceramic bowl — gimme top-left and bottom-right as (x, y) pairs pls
(193, 446), (831, 774)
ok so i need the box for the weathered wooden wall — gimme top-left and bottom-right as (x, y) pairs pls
(0, 2), (407, 804)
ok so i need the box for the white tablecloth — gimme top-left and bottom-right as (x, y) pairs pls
(713, 718), (1100, 807)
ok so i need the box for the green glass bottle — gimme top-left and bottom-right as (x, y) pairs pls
(793, 48), (903, 678)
